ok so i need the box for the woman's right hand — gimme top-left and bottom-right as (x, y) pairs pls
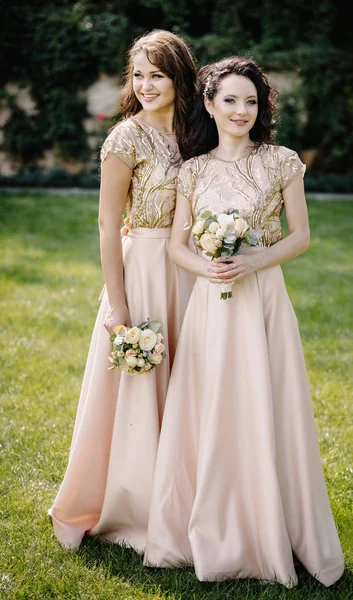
(104, 304), (131, 335)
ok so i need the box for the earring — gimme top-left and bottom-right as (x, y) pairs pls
(210, 114), (214, 119)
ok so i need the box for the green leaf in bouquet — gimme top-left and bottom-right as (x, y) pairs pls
(137, 320), (149, 329)
(246, 229), (264, 246)
(148, 321), (161, 333)
(234, 238), (242, 253)
(200, 210), (212, 219)
(110, 334), (116, 342)
(204, 217), (217, 229)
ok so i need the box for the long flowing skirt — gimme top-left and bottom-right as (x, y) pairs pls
(144, 262), (344, 588)
(49, 228), (194, 550)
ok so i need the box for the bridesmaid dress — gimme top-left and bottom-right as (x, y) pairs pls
(144, 145), (344, 587)
(49, 117), (194, 551)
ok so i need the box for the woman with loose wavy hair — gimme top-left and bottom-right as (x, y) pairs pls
(49, 30), (197, 553)
(119, 29), (196, 159)
(145, 57), (344, 587)
(186, 56), (278, 157)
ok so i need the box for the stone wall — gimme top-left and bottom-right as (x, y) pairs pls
(0, 71), (300, 174)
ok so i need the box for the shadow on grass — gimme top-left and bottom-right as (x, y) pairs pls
(76, 537), (353, 600)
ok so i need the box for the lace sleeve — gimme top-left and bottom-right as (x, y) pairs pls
(279, 147), (306, 191)
(100, 121), (136, 169)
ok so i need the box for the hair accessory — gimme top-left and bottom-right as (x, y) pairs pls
(203, 75), (212, 99)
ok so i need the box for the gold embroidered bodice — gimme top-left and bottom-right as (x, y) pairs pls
(101, 117), (182, 229)
(177, 145), (306, 247)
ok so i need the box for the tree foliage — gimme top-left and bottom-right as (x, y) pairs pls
(0, 0), (352, 173)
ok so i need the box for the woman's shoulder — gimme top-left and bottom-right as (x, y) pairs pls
(180, 153), (210, 172)
(258, 143), (301, 163)
(257, 144), (306, 186)
(100, 118), (141, 166)
(105, 117), (140, 141)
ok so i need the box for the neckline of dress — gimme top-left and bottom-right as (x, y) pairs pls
(132, 117), (176, 137)
(209, 145), (257, 163)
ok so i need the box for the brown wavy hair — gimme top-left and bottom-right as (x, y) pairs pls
(119, 30), (197, 160)
(185, 56), (278, 158)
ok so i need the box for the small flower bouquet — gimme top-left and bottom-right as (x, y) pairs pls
(192, 209), (264, 299)
(109, 319), (165, 374)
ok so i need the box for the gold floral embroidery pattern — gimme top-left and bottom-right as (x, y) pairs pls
(101, 118), (183, 229)
(177, 145), (305, 247)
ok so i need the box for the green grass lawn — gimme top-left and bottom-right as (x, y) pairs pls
(0, 192), (352, 600)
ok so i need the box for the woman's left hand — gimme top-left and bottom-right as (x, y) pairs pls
(207, 254), (257, 284)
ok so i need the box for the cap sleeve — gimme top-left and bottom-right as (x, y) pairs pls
(177, 160), (195, 203)
(100, 121), (137, 170)
(279, 147), (306, 191)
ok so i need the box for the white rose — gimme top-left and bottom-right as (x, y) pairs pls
(149, 352), (163, 365)
(215, 226), (228, 240)
(125, 355), (138, 367)
(208, 221), (220, 234)
(137, 358), (145, 367)
(156, 333), (163, 343)
(200, 233), (218, 254)
(125, 327), (141, 344)
(139, 329), (157, 352)
(234, 217), (249, 237)
(192, 220), (205, 235)
(217, 213), (234, 227)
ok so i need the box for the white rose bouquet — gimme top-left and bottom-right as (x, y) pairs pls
(192, 209), (264, 299)
(109, 318), (165, 374)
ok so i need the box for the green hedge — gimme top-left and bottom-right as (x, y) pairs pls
(1, 168), (353, 193)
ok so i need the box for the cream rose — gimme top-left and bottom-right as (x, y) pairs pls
(137, 358), (145, 367)
(125, 327), (141, 344)
(217, 213), (234, 227)
(139, 329), (157, 352)
(156, 333), (163, 343)
(208, 221), (220, 234)
(234, 217), (249, 237)
(126, 355), (138, 368)
(149, 352), (163, 365)
(200, 233), (218, 254)
(192, 220), (205, 235)
(154, 343), (165, 354)
(125, 349), (136, 358)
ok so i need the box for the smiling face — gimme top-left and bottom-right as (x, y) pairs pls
(205, 74), (258, 139)
(132, 51), (175, 114)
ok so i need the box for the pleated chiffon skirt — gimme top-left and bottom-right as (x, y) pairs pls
(144, 261), (344, 588)
(49, 228), (194, 551)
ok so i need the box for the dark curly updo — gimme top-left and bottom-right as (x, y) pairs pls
(185, 56), (278, 158)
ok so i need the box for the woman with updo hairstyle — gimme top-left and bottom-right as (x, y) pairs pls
(49, 30), (196, 552)
(145, 57), (344, 587)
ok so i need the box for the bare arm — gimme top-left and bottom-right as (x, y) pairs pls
(169, 191), (209, 277)
(98, 153), (132, 331)
(211, 173), (310, 283)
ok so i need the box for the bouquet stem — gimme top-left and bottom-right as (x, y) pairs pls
(220, 283), (233, 300)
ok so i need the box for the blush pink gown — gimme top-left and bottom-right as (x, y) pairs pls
(144, 145), (344, 588)
(49, 118), (194, 551)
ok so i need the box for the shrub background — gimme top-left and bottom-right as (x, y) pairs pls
(1, 0), (352, 188)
